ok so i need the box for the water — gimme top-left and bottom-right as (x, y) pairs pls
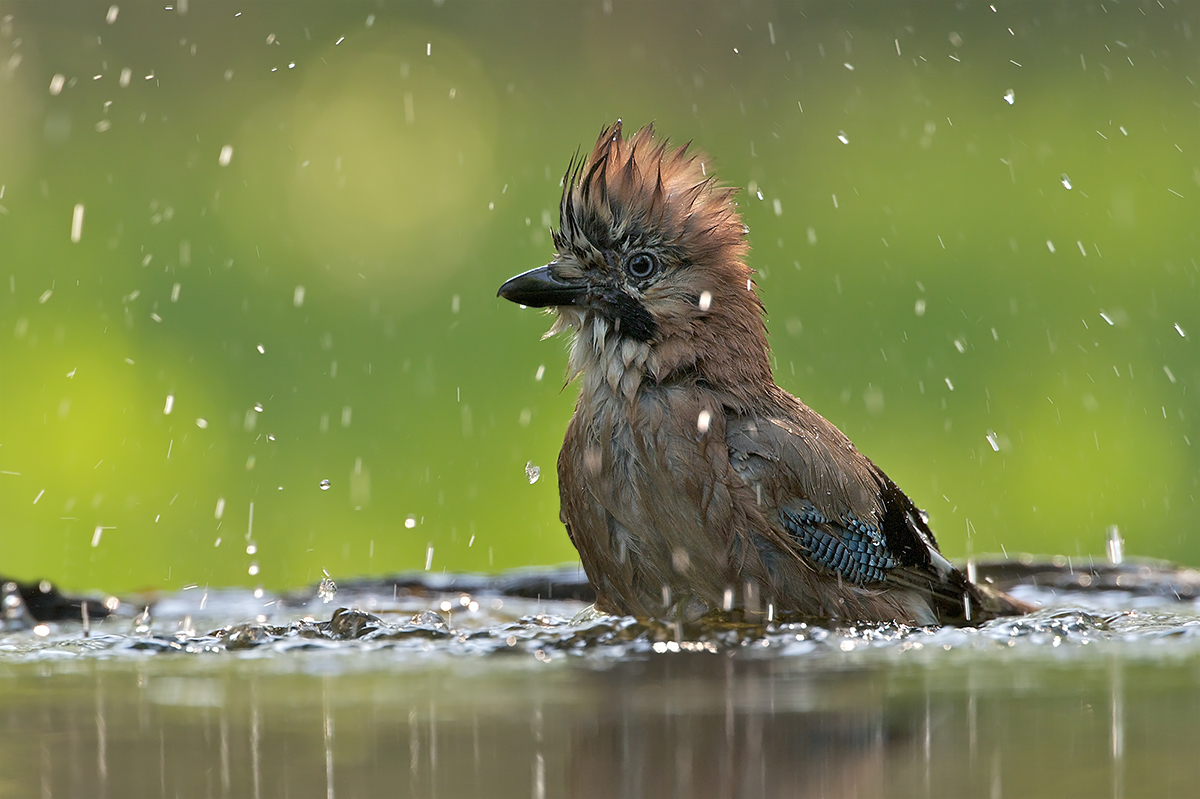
(3, 564), (1200, 798)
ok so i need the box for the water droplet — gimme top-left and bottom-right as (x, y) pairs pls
(697, 409), (712, 434)
(317, 570), (337, 603)
(319, 478), (331, 490)
(1061, 174), (1072, 190)
(525, 461), (541, 484)
(1003, 88), (1015, 105)
(1106, 525), (1124, 565)
(698, 291), (713, 311)
(405, 516), (417, 529)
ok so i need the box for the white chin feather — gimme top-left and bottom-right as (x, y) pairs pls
(542, 307), (583, 340)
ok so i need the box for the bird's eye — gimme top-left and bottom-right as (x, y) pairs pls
(626, 252), (658, 280)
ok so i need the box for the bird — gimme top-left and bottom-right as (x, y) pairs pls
(497, 121), (1033, 626)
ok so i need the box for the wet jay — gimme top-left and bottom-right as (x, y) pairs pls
(498, 122), (1031, 625)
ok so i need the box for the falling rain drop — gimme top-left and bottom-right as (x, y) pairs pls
(218, 145), (234, 166)
(319, 479), (331, 490)
(1174, 323), (1186, 338)
(697, 409), (712, 434)
(163, 394), (175, 414)
(406, 516), (417, 529)
(698, 291), (713, 311)
(837, 131), (849, 145)
(525, 461), (541, 484)
(1106, 526), (1124, 565)
(70, 204), (84, 243)
(985, 431), (1000, 452)
(1003, 89), (1015, 105)
(1061, 174), (1072, 190)
(914, 299), (926, 317)
(254, 403), (264, 413)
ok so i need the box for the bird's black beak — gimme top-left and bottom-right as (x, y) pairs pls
(497, 264), (586, 308)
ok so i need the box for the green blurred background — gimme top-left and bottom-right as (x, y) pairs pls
(0, 1), (1196, 594)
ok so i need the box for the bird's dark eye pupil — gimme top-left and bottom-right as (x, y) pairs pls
(628, 253), (656, 279)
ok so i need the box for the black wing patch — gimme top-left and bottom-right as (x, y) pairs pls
(781, 503), (898, 585)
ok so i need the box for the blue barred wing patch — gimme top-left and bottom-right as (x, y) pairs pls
(781, 503), (897, 585)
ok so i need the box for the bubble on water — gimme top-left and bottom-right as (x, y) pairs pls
(525, 461), (541, 484)
(318, 570), (337, 603)
(1061, 174), (1072, 190)
(319, 478), (331, 490)
(1003, 89), (1015, 105)
(1106, 525), (1124, 565)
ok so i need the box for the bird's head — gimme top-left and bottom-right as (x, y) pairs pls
(499, 121), (772, 399)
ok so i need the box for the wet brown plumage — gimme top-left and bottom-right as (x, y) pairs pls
(498, 121), (1032, 625)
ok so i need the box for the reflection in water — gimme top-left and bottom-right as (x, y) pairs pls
(3, 644), (1199, 798)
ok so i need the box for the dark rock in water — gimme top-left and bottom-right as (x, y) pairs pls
(974, 557), (1200, 600)
(0, 575), (111, 623)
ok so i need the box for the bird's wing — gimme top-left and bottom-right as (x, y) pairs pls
(725, 400), (982, 620)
